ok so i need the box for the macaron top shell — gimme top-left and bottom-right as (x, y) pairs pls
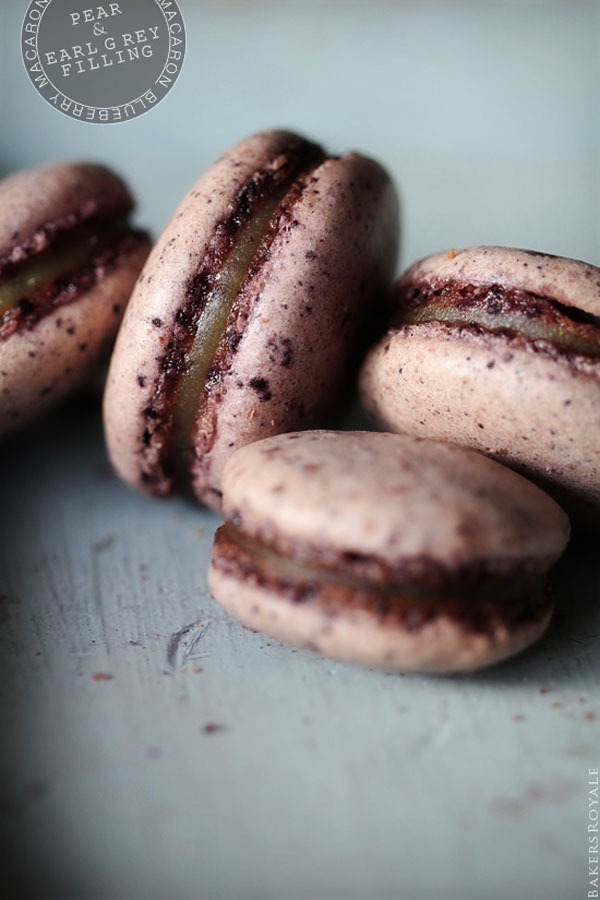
(399, 246), (600, 317)
(0, 162), (134, 273)
(221, 430), (570, 576)
(107, 132), (319, 357)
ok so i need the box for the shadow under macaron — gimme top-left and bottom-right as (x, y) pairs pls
(451, 533), (600, 687)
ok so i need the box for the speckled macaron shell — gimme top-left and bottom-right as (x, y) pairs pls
(219, 430), (568, 569)
(0, 162), (133, 269)
(190, 153), (398, 506)
(400, 246), (600, 316)
(209, 431), (569, 673)
(360, 247), (600, 516)
(103, 132), (289, 492)
(0, 163), (149, 436)
(104, 131), (398, 506)
(0, 246), (149, 435)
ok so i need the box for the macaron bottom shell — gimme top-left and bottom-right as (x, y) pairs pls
(208, 528), (554, 674)
(360, 322), (600, 522)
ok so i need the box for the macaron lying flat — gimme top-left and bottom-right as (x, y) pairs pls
(103, 130), (399, 509)
(0, 162), (150, 436)
(208, 430), (569, 673)
(360, 247), (600, 522)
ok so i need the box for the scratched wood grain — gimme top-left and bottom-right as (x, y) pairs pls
(0, 394), (598, 900)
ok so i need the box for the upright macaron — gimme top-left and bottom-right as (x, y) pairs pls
(360, 247), (600, 522)
(0, 162), (150, 436)
(209, 430), (570, 673)
(103, 130), (399, 508)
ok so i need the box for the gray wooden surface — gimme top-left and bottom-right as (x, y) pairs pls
(1, 402), (599, 900)
(2, 2), (600, 898)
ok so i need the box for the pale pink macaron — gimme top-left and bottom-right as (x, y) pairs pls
(0, 162), (150, 437)
(103, 130), (399, 509)
(209, 430), (570, 673)
(360, 246), (600, 523)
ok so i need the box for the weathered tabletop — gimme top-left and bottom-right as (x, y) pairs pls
(1, 398), (599, 900)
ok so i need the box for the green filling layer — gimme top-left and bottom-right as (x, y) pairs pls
(223, 524), (538, 606)
(402, 301), (600, 358)
(225, 524), (425, 597)
(169, 181), (299, 481)
(0, 220), (129, 314)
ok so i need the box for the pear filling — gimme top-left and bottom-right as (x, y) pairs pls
(223, 523), (428, 597)
(217, 523), (547, 617)
(0, 220), (131, 316)
(400, 291), (600, 358)
(169, 181), (301, 478)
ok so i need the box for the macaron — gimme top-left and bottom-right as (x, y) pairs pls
(0, 162), (150, 436)
(208, 430), (570, 673)
(360, 247), (600, 522)
(103, 130), (399, 509)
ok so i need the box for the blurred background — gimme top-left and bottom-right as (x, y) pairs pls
(3, 0), (599, 269)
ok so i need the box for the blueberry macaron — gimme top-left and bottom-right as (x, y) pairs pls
(360, 247), (600, 521)
(208, 430), (569, 673)
(103, 130), (399, 508)
(0, 162), (150, 436)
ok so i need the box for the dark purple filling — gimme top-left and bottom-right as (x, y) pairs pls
(212, 523), (552, 638)
(0, 222), (148, 340)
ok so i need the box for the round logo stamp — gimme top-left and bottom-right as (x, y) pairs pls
(21, 0), (186, 124)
